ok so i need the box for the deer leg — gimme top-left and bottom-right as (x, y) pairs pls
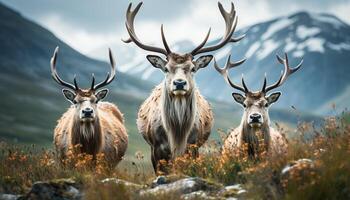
(150, 146), (157, 173)
(152, 144), (171, 175)
(152, 126), (171, 174)
(186, 130), (199, 158)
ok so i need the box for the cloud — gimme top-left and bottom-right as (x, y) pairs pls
(3, 0), (349, 61)
(40, 14), (122, 58)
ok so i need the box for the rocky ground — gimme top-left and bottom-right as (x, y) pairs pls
(0, 159), (315, 200)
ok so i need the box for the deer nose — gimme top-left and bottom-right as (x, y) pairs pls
(82, 108), (93, 117)
(173, 79), (187, 86)
(173, 79), (187, 89)
(250, 113), (262, 122)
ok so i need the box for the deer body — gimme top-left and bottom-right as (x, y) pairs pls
(54, 101), (128, 164)
(123, 2), (243, 173)
(137, 83), (213, 163)
(214, 53), (302, 158)
(222, 110), (287, 157)
(51, 47), (128, 166)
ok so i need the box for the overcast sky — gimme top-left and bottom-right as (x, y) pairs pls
(1, 0), (349, 60)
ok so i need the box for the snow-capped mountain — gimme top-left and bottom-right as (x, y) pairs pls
(119, 12), (350, 115)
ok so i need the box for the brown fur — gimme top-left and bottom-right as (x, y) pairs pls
(137, 83), (213, 165)
(54, 101), (128, 166)
(222, 126), (287, 157)
(222, 92), (287, 158)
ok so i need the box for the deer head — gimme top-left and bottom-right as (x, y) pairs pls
(123, 2), (244, 97)
(214, 53), (303, 128)
(50, 47), (116, 123)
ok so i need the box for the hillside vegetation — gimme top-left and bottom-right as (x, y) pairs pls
(0, 113), (349, 199)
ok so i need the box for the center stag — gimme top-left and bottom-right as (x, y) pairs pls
(123, 2), (244, 172)
(215, 53), (303, 158)
(51, 47), (128, 166)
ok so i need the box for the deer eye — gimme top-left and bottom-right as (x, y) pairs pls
(264, 103), (269, 107)
(72, 100), (78, 104)
(164, 68), (169, 73)
(243, 103), (247, 108)
(191, 68), (196, 72)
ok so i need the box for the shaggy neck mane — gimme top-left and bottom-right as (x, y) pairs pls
(240, 117), (271, 157)
(161, 83), (197, 157)
(71, 116), (102, 156)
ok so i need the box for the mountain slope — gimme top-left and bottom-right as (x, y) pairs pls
(0, 2), (154, 154)
(119, 12), (350, 115)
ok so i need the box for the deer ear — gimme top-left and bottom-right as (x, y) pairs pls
(96, 89), (109, 102)
(266, 92), (281, 105)
(232, 93), (245, 105)
(146, 55), (167, 70)
(62, 89), (76, 104)
(194, 55), (213, 70)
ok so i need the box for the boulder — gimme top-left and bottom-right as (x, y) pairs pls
(0, 194), (22, 200)
(19, 178), (82, 200)
(1, 176), (246, 199)
(281, 158), (317, 188)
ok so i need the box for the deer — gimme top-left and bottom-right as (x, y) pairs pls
(51, 47), (128, 167)
(123, 2), (245, 173)
(215, 53), (303, 158)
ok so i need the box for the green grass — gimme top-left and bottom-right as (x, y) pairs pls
(0, 113), (349, 199)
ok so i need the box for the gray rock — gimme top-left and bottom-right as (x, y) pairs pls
(100, 178), (144, 191)
(151, 176), (168, 187)
(20, 178), (82, 200)
(221, 184), (247, 196)
(181, 191), (218, 200)
(281, 158), (314, 177)
(2, 176), (246, 200)
(140, 177), (222, 198)
(0, 194), (21, 200)
(280, 158), (317, 189)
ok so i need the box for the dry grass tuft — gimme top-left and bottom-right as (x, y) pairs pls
(1, 113), (350, 199)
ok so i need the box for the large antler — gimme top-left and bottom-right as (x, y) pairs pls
(50, 47), (79, 91)
(262, 53), (303, 93)
(122, 2), (171, 56)
(190, 2), (245, 56)
(213, 55), (247, 93)
(91, 48), (116, 91)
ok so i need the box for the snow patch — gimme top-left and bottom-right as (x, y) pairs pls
(262, 18), (295, 40)
(296, 25), (321, 39)
(297, 38), (325, 53)
(257, 39), (280, 60)
(284, 38), (297, 52)
(293, 50), (304, 57)
(328, 43), (350, 51)
(245, 42), (260, 58)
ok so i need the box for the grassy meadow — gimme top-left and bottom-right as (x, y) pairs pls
(0, 111), (349, 199)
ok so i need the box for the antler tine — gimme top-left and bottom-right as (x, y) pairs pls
(261, 73), (267, 92)
(161, 24), (172, 54)
(190, 28), (211, 55)
(50, 46), (78, 91)
(73, 75), (79, 89)
(241, 74), (249, 93)
(264, 53), (303, 93)
(191, 2), (244, 56)
(213, 56), (247, 93)
(230, 33), (246, 43)
(93, 48), (117, 90)
(122, 2), (170, 55)
(90, 73), (95, 90)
